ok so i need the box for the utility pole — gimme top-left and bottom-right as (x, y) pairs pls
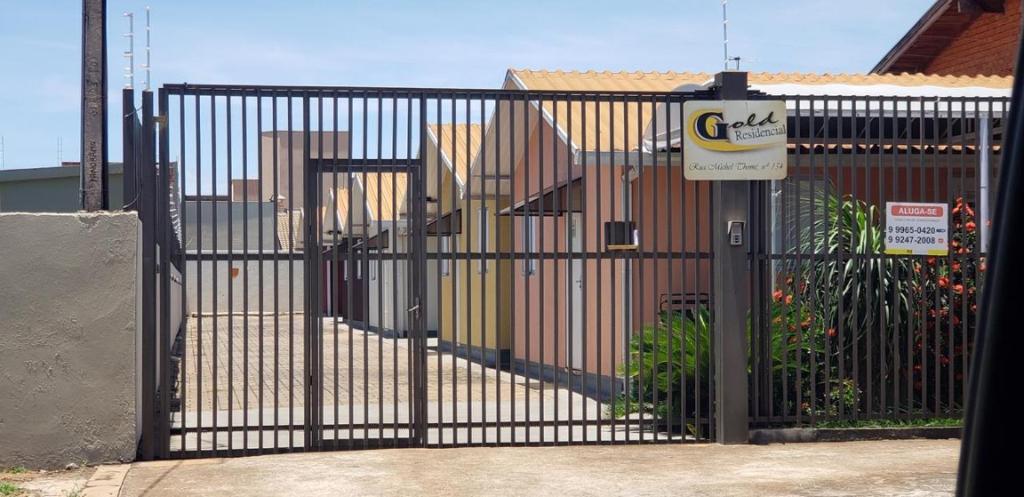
(81, 0), (109, 210)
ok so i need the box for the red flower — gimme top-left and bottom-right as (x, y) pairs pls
(966, 221), (976, 233)
(938, 276), (949, 288)
(953, 284), (964, 295)
(827, 328), (837, 338)
(772, 289), (783, 302)
(927, 257), (936, 266)
(785, 294), (794, 305)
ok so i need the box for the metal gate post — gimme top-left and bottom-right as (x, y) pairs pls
(711, 71), (751, 444)
(414, 94), (429, 447)
(302, 94), (322, 450)
(139, 90), (157, 459)
(157, 89), (172, 458)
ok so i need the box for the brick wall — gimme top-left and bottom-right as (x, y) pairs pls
(925, 0), (1023, 76)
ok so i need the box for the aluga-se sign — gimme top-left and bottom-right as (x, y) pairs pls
(682, 100), (788, 180)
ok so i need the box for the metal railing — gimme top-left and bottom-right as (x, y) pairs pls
(132, 82), (1007, 458)
(748, 95), (1008, 426)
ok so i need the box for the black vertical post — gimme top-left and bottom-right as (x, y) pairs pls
(122, 89), (137, 211)
(139, 90), (156, 459)
(302, 94), (320, 450)
(157, 89), (172, 458)
(711, 71), (751, 444)
(81, 0), (108, 210)
(415, 95), (428, 447)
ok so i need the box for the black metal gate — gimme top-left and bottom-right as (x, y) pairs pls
(131, 83), (729, 458)
(132, 82), (1007, 458)
(132, 82), (1008, 458)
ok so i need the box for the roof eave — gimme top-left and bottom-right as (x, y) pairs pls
(873, 0), (954, 74)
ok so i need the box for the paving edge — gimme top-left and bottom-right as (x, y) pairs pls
(749, 426), (963, 445)
(81, 464), (131, 497)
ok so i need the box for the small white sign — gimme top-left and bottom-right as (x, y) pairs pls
(682, 100), (788, 181)
(884, 202), (949, 256)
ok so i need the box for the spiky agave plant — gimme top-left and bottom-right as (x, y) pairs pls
(794, 191), (914, 410)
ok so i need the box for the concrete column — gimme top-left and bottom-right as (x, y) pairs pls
(81, 0), (109, 210)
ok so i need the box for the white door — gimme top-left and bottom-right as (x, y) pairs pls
(568, 213), (584, 370)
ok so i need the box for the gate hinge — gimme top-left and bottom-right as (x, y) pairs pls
(154, 115), (168, 127)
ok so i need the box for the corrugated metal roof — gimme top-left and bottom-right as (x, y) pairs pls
(507, 69), (1013, 152)
(428, 123), (483, 184)
(362, 172), (409, 221)
(511, 69), (1013, 90)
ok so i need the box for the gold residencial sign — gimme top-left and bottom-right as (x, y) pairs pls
(682, 100), (788, 180)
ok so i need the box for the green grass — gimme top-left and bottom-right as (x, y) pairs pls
(3, 468), (26, 475)
(815, 417), (962, 429)
(0, 482), (22, 496)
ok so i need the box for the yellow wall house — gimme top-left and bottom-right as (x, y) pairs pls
(426, 123), (513, 367)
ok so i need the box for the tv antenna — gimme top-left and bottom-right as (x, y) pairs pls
(123, 12), (134, 89)
(144, 7), (151, 90)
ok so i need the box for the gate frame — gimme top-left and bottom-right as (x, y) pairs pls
(135, 80), (782, 458)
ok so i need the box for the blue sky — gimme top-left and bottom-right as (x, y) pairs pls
(0, 0), (933, 170)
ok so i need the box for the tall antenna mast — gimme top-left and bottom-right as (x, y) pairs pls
(58, 137), (63, 166)
(123, 12), (134, 89)
(1, 136), (5, 169)
(144, 6), (151, 90)
(722, 0), (729, 71)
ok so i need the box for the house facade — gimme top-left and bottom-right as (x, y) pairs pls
(493, 69), (1012, 396)
(428, 123), (513, 364)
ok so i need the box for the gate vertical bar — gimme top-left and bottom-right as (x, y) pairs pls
(711, 71), (750, 444)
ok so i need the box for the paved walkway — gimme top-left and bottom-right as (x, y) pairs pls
(175, 315), (644, 452)
(120, 439), (959, 497)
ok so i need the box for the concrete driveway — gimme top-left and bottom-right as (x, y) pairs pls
(120, 439), (959, 497)
(175, 315), (647, 452)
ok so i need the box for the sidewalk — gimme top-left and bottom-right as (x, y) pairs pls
(119, 439), (959, 497)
